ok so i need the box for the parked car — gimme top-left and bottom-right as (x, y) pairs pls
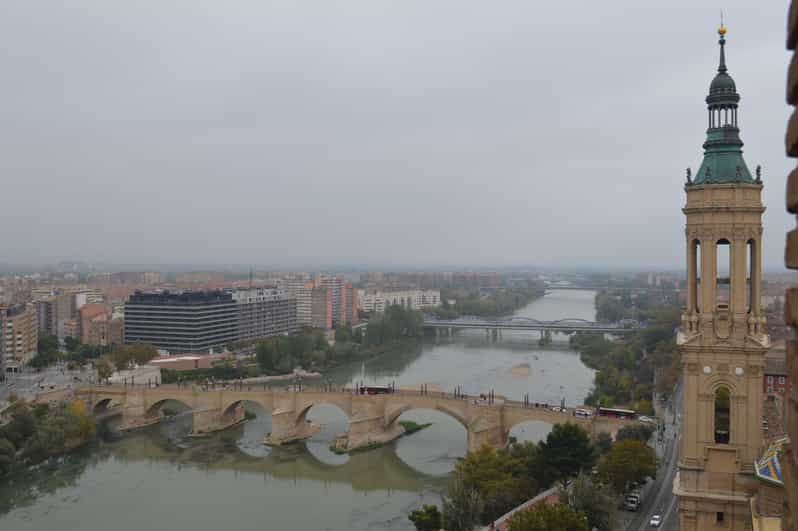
(638, 415), (656, 424)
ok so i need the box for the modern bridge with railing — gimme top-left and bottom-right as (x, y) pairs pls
(422, 316), (641, 333)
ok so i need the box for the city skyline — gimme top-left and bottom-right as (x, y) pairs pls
(1, 1), (793, 270)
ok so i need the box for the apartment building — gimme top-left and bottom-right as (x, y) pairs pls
(1, 303), (38, 368)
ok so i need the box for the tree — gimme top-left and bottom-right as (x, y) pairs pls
(597, 439), (656, 493)
(539, 423), (596, 486)
(0, 401), (37, 449)
(64, 336), (81, 352)
(615, 424), (654, 443)
(37, 334), (58, 354)
(0, 437), (15, 477)
(29, 349), (59, 369)
(111, 343), (157, 371)
(563, 472), (616, 531)
(595, 432), (613, 454)
(408, 505), (442, 531)
(442, 477), (483, 531)
(96, 358), (113, 381)
(507, 503), (588, 531)
(455, 445), (538, 523)
(255, 340), (276, 372)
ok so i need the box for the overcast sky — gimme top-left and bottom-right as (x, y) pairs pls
(1, 1), (794, 270)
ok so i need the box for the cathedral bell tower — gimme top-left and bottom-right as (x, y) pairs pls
(675, 25), (770, 531)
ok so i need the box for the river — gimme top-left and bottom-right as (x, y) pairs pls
(0, 289), (596, 531)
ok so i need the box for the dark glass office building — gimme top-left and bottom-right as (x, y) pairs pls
(123, 290), (239, 353)
(123, 288), (297, 354)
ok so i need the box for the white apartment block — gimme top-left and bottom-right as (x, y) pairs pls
(357, 289), (441, 313)
(282, 279), (314, 327)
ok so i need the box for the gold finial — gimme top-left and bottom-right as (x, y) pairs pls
(719, 11), (726, 35)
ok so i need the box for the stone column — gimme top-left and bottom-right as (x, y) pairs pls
(706, 238), (718, 310)
(731, 237), (748, 338)
(467, 425), (507, 452)
(686, 238), (697, 315)
(191, 404), (245, 435)
(752, 236), (762, 317)
(346, 398), (403, 451)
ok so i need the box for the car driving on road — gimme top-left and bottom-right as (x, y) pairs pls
(649, 514), (662, 527)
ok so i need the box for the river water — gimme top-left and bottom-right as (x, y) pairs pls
(0, 289), (596, 531)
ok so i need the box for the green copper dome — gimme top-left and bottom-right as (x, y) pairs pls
(691, 28), (755, 186)
(709, 72), (737, 94)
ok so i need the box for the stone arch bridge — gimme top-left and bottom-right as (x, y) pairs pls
(77, 385), (634, 453)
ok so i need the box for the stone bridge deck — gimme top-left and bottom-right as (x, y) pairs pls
(77, 385), (633, 453)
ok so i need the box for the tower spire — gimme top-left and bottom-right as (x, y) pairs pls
(717, 19), (727, 73)
(691, 22), (753, 185)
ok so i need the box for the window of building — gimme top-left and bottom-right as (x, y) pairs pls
(779, 376), (786, 384)
(768, 375), (774, 384)
(716, 512), (724, 524)
(768, 386), (774, 394)
(714, 387), (730, 444)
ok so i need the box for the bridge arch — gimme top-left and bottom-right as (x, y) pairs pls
(221, 398), (272, 418)
(145, 398), (194, 419)
(92, 397), (120, 415)
(389, 406), (469, 476)
(549, 318), (592, 325)
(296, 400), (353, 427)
(385, 403), (469, 431)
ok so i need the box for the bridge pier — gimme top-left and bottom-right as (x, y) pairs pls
(264, 407), (321, 446)
(337, 415), (405, 452)
(190, 404), (246, 436)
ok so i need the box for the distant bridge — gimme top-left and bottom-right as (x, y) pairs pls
(423, 316), (641, 334)
(542, 285), (678, 292)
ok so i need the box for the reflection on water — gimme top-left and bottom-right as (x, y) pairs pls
(394, 410), (467, 476)
(236, 402), (272, 458)
(0, 290), (597, 531)
(305, 403), (350, 465)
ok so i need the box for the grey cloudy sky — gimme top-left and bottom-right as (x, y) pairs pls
(0, 1), (793, 270)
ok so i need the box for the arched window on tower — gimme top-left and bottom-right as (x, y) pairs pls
(716, 239), (731, 308)
(714, 386), (731, 444)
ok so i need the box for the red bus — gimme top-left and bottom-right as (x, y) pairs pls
(359, 385), (393, 395)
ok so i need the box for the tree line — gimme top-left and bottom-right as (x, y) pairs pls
(568, 289), (681, 412)
(253, 305), (424, 375)
(427, 288), (545, 319)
